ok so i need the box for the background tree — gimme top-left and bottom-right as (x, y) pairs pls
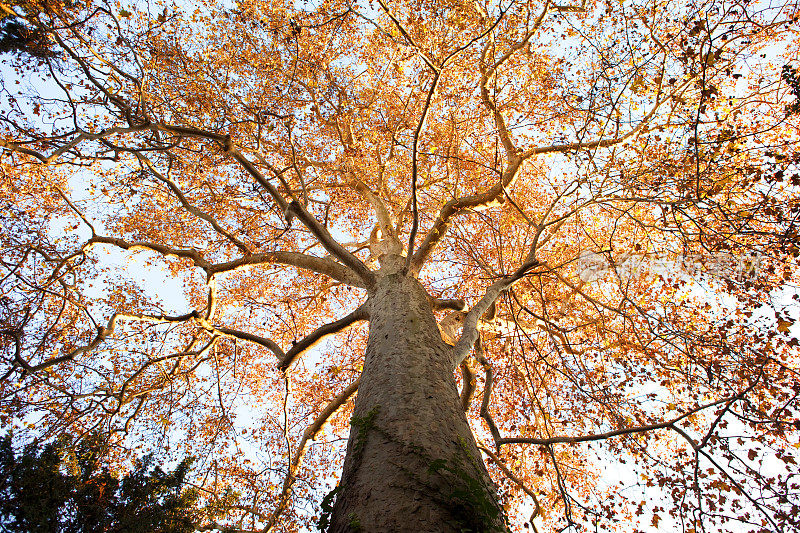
(0, 1), (71, 58)
(0, 0), (799, 531)
(0, 434), (204, 532)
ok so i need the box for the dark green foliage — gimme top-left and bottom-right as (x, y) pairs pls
(316, 484), (341, 532)
(0, 17), (56, 58)
(0, 434), (200, 533)
(782, 64), (800, 115)
(0, 436), (71, 532)
(349, 406), (379, 459)
(0, 0), (71, 59)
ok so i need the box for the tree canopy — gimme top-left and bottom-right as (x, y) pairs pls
(0, 0), (799, 530)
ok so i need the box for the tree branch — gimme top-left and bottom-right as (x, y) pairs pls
(475, 337), (503, 447)
(87, 235), (211, 269)
(352, 181), (397, 246)
(285, 201), (376, 289)
(87, 236), (366, 287)
(430, 297), (467, 312)
(497, 394), (743, 446)
(451, 256), (540, 368)
(459, 358), (476, 412)
(277, 304), (368, 372)
(135, 153), (251, 254)
(410, 158), (523, 274)
(519, 78), (694, 158)
(669, 423), (779, 532)
(406, 69), (441, 269)
(212, 304), (368, 370)
(477, 441), (541, 528)
(479, 2), (550, 160)
(209, 251), (367, 288)
(263, 378), (359, 532)
(0, 123), (154, 163)
(211, 326), (286, 362)
(4, 309), (196, 378)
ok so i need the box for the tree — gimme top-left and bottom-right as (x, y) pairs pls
(0, 0), (798, 530)
(0, 434), (202, 532)
(0, 1), (67, 58)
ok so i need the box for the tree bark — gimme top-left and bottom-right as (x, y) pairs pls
(327, 269), (507, 532)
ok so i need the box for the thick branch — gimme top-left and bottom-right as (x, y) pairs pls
(459, 358), (476, 412)
(406, 69), (441, 269)
(87, 237), (365, 287)
(212, 326), (286, 361)
(451, 257), (540, 368)
(431, 297), (467, 312)
(352, 181), (396, 244)
(277, 304), (368, 372)
(209, 251), (367, 287)
(475, 337), (502, 447)
(88, 235), (210, 268)
(285, 201), (376, 289)
(215, 304), (367, 370)
(410, 158), (523, 273)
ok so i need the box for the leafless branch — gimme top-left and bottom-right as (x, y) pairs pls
(477, 441), (541, 528)
(263, 378), (359, 532)
(498, 393), (745, 446)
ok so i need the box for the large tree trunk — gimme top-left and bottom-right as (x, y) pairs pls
(327, 269), (507, 532)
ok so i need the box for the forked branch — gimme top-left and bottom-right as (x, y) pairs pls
(209, 304), (367, 370)
(410, 157), (524, 273)
(3, 121), (373, 289)
(451, 256), (541, 368)
(285, 201), (376, 289)
(87, 236), (366, 287)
